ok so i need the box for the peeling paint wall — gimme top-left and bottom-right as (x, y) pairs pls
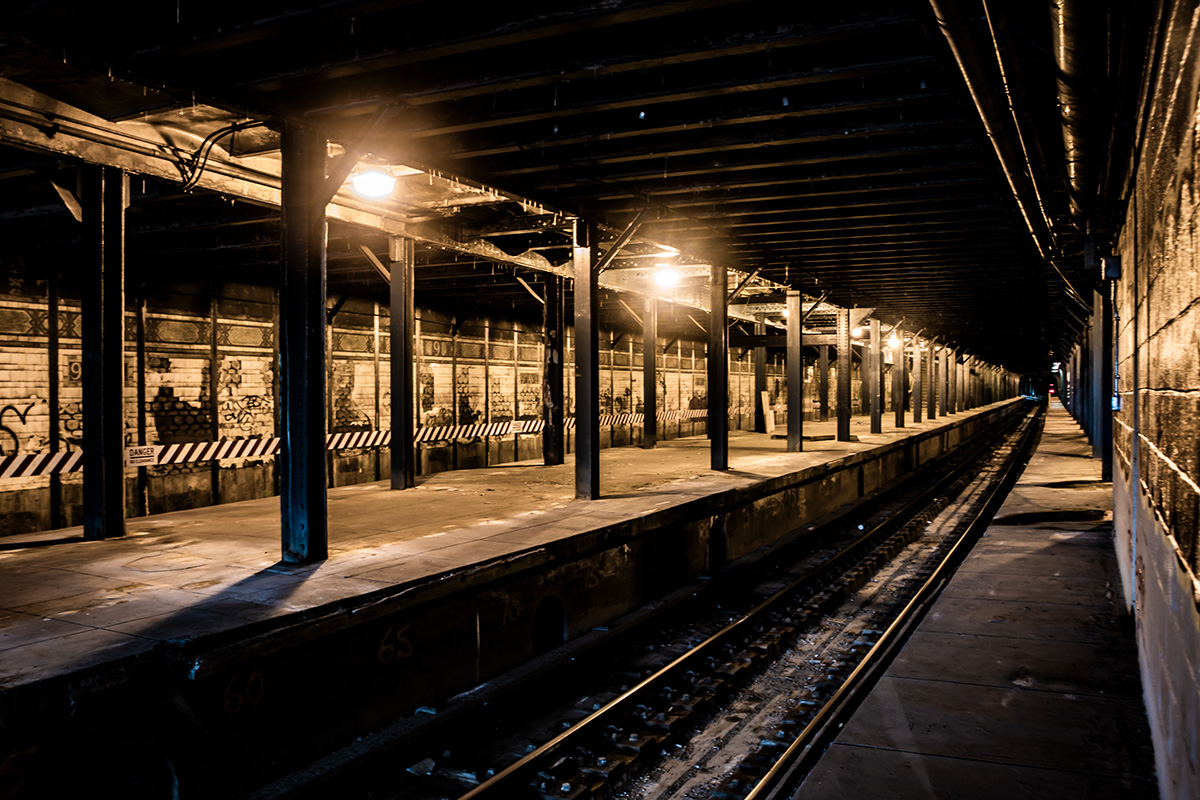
(1113, 4), (1200, 797)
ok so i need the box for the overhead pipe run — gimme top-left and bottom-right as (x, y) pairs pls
(1051, 0), (1100, 221)
(928, 0), (1089, 312)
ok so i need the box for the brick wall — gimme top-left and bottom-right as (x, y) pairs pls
(1112, 4), (1200, 798)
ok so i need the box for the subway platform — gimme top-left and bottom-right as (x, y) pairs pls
(799, 400), (1158, 798)
(0, 400), (1022, 796)
(0, 405), (1010, 692)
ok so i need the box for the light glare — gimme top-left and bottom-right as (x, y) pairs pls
(654, 267), (680, 288)
(352, 169), (396, 197)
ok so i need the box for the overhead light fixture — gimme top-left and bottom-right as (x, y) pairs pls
(888, 333), (900, 349)
(351, 166), (396, 198)
(782, 308), (790, 318)
(851, 326), (864, 338)
(653, 264), (680, 288)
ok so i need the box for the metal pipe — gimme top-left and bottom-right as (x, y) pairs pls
(1051, 0), (1099, 221)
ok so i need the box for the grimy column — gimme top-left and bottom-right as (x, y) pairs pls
(279, 123), (329, 563)
(641, 296), (657, 449)
(542, 274), (565, 464)
(389, 236), (416, 489)
(948, 347), (957, 414)
(753, 314), (767, 433)
(836, 307), (852, 441)
(81, 165), (127, 541)
(940, 346), (950, 416)
(786, 290), (803, 451)
(912, 340), (923, 424)
(927, 340), (938, 420)
(869, 319), (882, 433)
(708, 264), (729, 470)
(893, 328), (906, 428)
(573, 220), (600, 499)
(818, 344), (830, 421)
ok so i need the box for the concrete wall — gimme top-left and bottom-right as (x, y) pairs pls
(1112, 4), (1200, 797)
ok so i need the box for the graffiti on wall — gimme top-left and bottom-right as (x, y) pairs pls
(0, 401), (35, 455)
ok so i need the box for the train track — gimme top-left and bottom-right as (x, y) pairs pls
(252, 404), (1041, 800)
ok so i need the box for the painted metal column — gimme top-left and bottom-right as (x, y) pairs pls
(389, 236), (416, 489)
(836, 307), (852, 441)
(542, 273), (565, 464)
(279, 123), (329, 564)
(818, 344), (830, 421)
(948, 348), (957, 414)
(939, 346), (949, 417)
(912, 341), (923, 424)
(786, 290), (803, 451)
(81, 164), (127, 541)
(893, 329), (905, 428)
(927, 341), (938, 420)
(869, 319), (882, 433)
(709, 264), (729, 470)
(859, 340), (870, 419)
(573, 220), (600, 499)
(641, 296), (658, 449)
(753, 314), (767, 433)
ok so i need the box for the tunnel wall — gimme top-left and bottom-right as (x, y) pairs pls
(1113, 4), (1200, 797)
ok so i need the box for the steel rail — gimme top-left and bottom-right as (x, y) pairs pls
(458, 404), (1031, 800)
(744, 405), (1044, 800)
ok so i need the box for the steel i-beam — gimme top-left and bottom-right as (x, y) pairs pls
(390, 236), (416, 489)
(709, 264), (729, 470)
(280, 123), (329, 564)
(81, 165), (127, 541)
(575, 220), (600, 498)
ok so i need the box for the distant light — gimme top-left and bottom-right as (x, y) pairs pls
(782, 308), (790, 318)
(654, 266), (680, 288)
(888, 333), (900, 349)
(352, 168), (396, 197)
(851, 326), (863, 338)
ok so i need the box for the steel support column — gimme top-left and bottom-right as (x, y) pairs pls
(574, 220), (600, 498)
(836, 308), (852, 442)
(893, 329), (905, 428)
(869, 319), (882, 433)
(786, 290), (803, 452)
(939, 346), (949, 417)
(389, 236), (416, 489)
(81, 165), (127, 541)
(912, 342), (923, 424)
(709, 265), (729, 470)
(641, 296), (658, 449)
(279, 123), (329, 564)
(818, 345), (830, 422)
(542, 274), (565, 464)
(753, 314), (767, 433)
(948, 348), (957, 414)
(927, 341), (938, 420)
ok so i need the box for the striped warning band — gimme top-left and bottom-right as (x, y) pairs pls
(0, 451), (83, 479)
(0, 410), (718, 478)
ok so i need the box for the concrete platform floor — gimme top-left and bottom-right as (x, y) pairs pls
(798, 401), (1158, 798)
(0, 406), (996, 693)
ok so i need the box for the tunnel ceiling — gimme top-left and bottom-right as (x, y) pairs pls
(0, 1), (1150, 372)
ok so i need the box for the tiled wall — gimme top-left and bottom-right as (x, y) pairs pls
(0, 267), (851, 535)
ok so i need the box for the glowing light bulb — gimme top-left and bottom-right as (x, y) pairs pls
(351, 169), (396, 197)
(654, 266), (680, 288)
(851, 326), (863, 338)
(888, 334), (900, 349)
